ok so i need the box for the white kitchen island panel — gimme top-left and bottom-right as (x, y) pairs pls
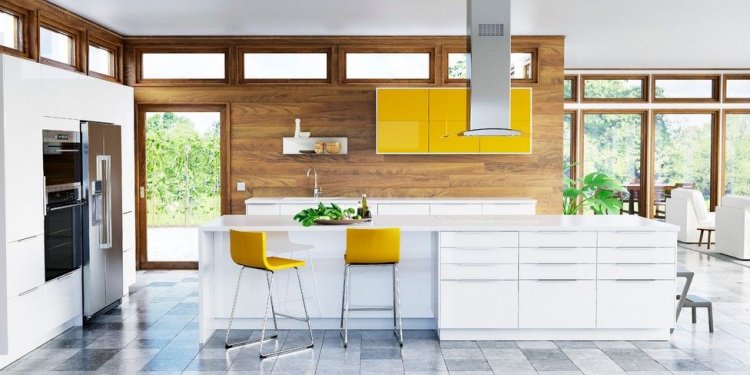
(199, 215), (678, 342)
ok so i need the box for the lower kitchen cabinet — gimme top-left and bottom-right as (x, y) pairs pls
(519, 280), (596, 328)
(5, 236), (45, 297)
(45, 270), (82, 329)
(6, 284), (46, 353)
(597, 280), (674, 328)
(440, 280), (518, 329)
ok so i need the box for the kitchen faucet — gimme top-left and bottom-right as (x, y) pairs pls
(306, 168), (321, 198)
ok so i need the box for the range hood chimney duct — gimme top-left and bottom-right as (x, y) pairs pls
(462, 0), (520, 137)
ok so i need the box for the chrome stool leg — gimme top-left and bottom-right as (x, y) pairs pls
(259, 268), (315, 359)
(340, 265), (351, 348)
(225, 267), (277, 349)
(394, 264), (404, 346)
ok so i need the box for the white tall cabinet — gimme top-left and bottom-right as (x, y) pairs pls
(0, 55), (135, 368)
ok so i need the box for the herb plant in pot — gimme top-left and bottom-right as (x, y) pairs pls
(563, 165), (626, 215)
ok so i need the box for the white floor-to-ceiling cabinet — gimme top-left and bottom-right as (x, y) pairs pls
(0, 54), (135, 368)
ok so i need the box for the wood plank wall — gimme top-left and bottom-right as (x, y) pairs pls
(126, 36), (565, 214)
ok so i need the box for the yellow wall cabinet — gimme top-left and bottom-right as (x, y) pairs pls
(376, 88), (532, 154)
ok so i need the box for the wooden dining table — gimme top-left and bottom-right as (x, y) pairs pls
(623, 184), (676, 216)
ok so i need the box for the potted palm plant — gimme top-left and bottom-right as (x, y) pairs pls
(563, 165), (626, 215)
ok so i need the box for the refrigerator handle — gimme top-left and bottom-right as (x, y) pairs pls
(97, 155), (113, 250)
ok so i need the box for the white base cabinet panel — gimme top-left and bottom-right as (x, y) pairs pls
(597, 280), (675, 329)
(5, 235), (45, 297)
(440, 280), (518, 329)
(519, 280), (596, 328)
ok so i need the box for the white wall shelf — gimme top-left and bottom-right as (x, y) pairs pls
(282, 137), (348, 155)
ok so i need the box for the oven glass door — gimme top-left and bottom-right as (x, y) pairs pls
(44, 202), (84, 281)
(43, 143), (82, 186)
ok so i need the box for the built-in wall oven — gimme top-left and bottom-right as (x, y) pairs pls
(43, 130), (84, 281)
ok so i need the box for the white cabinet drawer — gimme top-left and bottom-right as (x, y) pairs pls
(519, 280), (596, 328)
(279, 204), (312, 215)
(441, 263), (517, 280)
(7, 284), (46, 352)
(6, 235), (45, 297)
(378, 203), (430, 215)
(441, 232), (518, 248)
(430, 203), (482, 215)
(46, 270), (82, 329)
(519, 247), (596, 264)
(441, 247), (517, 264)
(597, 280), (674, 328)
(598, 264), (675, 280)
(123, 211), (136, 250)
(483, 203), (535, 215)
(519, 264), (596, 280)
(519, 232), (597, 248)
(598, 247), (675, 264)
(440, 280), (518, 329)
(598, 231), (677, 248)
(247, 204), (281, 215)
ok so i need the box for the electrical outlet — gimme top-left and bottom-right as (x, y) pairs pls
(237, 181), (246, 191)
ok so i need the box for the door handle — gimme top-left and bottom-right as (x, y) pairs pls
(97, 155), (113, 250)
(140, 186), (146, 199)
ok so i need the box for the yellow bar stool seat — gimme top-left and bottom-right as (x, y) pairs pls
(340, 228), (404, 348)
(225, 230), (314, 359)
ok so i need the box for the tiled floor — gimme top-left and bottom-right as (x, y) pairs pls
(2, 246), (750, 374)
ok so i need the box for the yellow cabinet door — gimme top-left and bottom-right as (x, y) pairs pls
(480, 88), (532, 153)
(378, 120), (429, 153)
(429, 120), (480, 153)
(377, 89), (429, 121)
(377, 89), (429, 153)
(429, 89), (469, 121)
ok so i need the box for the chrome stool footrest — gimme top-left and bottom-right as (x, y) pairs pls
(224, 267), (314, 359)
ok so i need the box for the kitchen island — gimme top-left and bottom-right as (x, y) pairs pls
(199, 215), (678, 342)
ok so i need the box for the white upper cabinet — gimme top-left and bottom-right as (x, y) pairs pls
(2, 56), (44, 242)
(41, 65), (86, 120)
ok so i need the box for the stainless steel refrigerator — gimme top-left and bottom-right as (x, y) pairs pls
(81, 121), (123, 319)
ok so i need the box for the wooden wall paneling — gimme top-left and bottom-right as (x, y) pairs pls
(129, 36), (565, 216)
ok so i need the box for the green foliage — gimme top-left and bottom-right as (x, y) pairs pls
(563, 164), (626, 215)
(293, 203), (357, 227)
(448, 59), (467, 79)
(146, 113), (220, 226)
(584, 79), (643, 99)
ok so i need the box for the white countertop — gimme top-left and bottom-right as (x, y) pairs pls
(245, 197), (537, 204)
(200, 214), (678, 232)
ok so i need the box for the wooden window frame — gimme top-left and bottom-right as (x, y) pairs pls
(564, 75), (578, 102)
(39, 16), (85, 73)
(723, 74), (750, 103)
(580, 75), (649, 103)
(581, 110), (649, 217)
(651, 110), (720, 213)
(652, 75), (720, 103)
(135, 47), (231, 86)
(340, 46), (436, 85)
(87, 36), (121, 83)
(0, 3), (31, 58)
(441, 46), (539, 85)
(238, 46), (333, 84)
(510, 47), (539, 84)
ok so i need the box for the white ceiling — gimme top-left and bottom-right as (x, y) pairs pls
(49, 0), (750, 68)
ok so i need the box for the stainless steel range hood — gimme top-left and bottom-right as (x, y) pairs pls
(462, 0), (520, 137)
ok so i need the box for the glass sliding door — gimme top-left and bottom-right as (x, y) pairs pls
(653, 113), (714, 217)
(582, 112), (644, 215)
(725, 112), (750, 196)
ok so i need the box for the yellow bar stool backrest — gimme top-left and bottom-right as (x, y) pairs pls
(345, 228), (400, 265)
(230, 230), (271, 270)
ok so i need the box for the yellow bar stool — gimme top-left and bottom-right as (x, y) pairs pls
(225, 230), (314, 358)
(340, 227), (404, 348)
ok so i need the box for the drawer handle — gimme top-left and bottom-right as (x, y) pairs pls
(445, 247), (505, 251)
(526, 263), (584, 266)
(19, 286), (40, 296)
(443, 279), (505, 283)
(16, 235), (38, 242)
(527, 279), (581, 282)
(57, 272), (75, 280)
(452, 263), (504, 267)
(613, 279), (658, 282)
(535, 231), (582, 235)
